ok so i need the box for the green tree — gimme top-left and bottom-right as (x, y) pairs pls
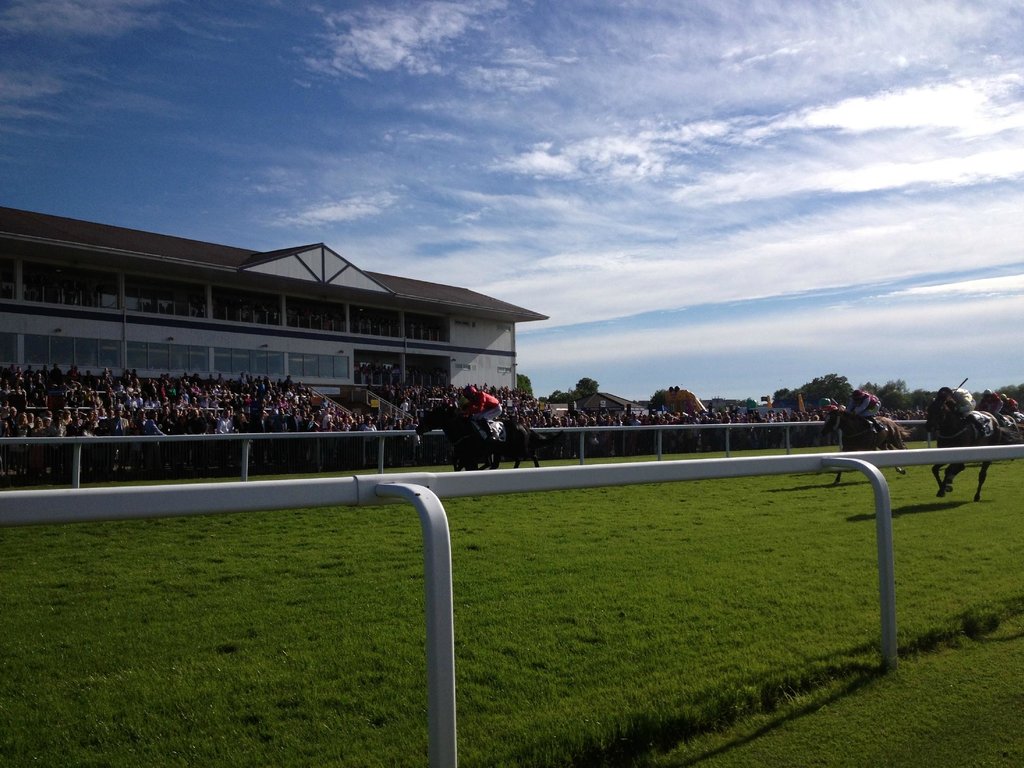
(867, 379), (910, 411)
(575, 377), (600, 397)
(772, 387), (796, 403)
(649, 389), (668, 410)
(516, 373), (533, 396)
(796, 373), (852, 407)
(996, 383), (1024, 403)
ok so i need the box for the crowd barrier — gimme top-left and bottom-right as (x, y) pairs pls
(0, 420), (930, 489)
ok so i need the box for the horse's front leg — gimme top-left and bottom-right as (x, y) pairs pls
(832, 471), (842, 485)
(939, 463), (964, 497)
(932, 464), (948, 497)
(973, 461), (991, 502)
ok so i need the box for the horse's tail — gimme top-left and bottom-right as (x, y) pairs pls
(892, 422), (910, 449)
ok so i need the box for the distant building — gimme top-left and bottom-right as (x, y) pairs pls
(574, 392), (646, 415)
(0, 207), (546, 391)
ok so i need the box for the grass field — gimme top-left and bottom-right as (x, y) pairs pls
(2, 446), (1023, 767)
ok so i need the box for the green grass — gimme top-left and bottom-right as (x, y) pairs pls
(1, 449), (1022, 767)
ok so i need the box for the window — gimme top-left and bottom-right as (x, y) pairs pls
(351, 305), (400, 337)
(405, 312), (447, 342)
(129, 341), (205, 372)
(74, 338), (99, 368)
(212, 346), (285, 375)
(24, 334), (49, 364)
(0, 332), (15, 362)
(211, 288), (279, 325)
(22, 333), (122, 368)
(286, 297), (346, 331)
(288, 352), (348, 379)
(0, 259), (14, 300)
(22, 262), (118, 307)
(124, 276), (205, 317)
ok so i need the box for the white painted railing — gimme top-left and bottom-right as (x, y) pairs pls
(2, 443), (1021, 768)
(0, 419), (929, 488)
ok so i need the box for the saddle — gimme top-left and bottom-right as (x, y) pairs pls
(472, 419), (507, 442)
(967, 412), (995, 438)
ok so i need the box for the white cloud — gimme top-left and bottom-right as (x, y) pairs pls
(0, 0), (162, 37)
(489, 190), (1024, 331)
(310, 1), (502, 77)
(279, 193), (399, 226)
(788, 76), (1024, 138)
(675, 145), (1024, 205)
(890, 273), (1024, 299)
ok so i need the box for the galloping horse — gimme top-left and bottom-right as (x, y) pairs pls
(415, 406), (563, 470)
(925, 387), (1023, 501)
(820, 409), (910, 485)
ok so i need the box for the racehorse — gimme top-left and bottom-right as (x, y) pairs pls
(415, 406), (563, 470)
(925, 387), (1023, 501)
(820, 409), (910, 485)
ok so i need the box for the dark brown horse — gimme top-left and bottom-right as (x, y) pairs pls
(820, 409), (910, 485)
(415, 406), (563, 470)
(925, 387), (1023, 501)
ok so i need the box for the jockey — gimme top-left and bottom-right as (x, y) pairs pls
(951, 387), (975, 416)
(978, 389), (1015, 427)
(461, 385), (502, 436)
(1003, 395), (1024, 424)
(846, 389), (881, 431)
(978, 389), (1003, 415)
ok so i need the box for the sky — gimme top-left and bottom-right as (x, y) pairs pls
(2, 0), (1024, 402)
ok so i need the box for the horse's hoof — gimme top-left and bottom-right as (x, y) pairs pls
(896, 467), (906, 475)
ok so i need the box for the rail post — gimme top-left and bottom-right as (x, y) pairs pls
(374, 482), (458, 768)
(821, 456), (897, 669)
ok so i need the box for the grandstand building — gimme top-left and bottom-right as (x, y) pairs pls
(0, 206), (546, 393)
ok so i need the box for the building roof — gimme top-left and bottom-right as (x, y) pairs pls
(0, 206), (548, 323)
(575, 392), (645, 411)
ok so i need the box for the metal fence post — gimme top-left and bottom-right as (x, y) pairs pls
(374, 482), (458, 768)
(821, 456), (897, 670)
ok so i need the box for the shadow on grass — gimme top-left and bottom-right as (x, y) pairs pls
(842, 499), (974, 522)
(536, 652), (886, 768)
(665, 672), (878, 767)
(595, 607), (1024, 768)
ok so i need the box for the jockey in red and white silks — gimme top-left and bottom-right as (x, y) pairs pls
(461, 385), (502, 423)
(847, 389), (880, 417)
(847, 389), (882, 431)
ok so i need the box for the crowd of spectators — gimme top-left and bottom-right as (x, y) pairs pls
(0, 364), (927, 440)
(0, 365), (928, 484)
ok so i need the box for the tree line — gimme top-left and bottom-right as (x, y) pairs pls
(516, 372), (1024, 411)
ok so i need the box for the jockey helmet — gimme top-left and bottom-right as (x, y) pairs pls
(852, 389), (865, 399)
(463, 385), (477, 398)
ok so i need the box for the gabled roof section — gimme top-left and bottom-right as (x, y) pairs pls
(241, 244), (389, 294)
(370, 272), (548, 322)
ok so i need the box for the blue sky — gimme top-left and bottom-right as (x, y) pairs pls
(3, 1), (1024, 402)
